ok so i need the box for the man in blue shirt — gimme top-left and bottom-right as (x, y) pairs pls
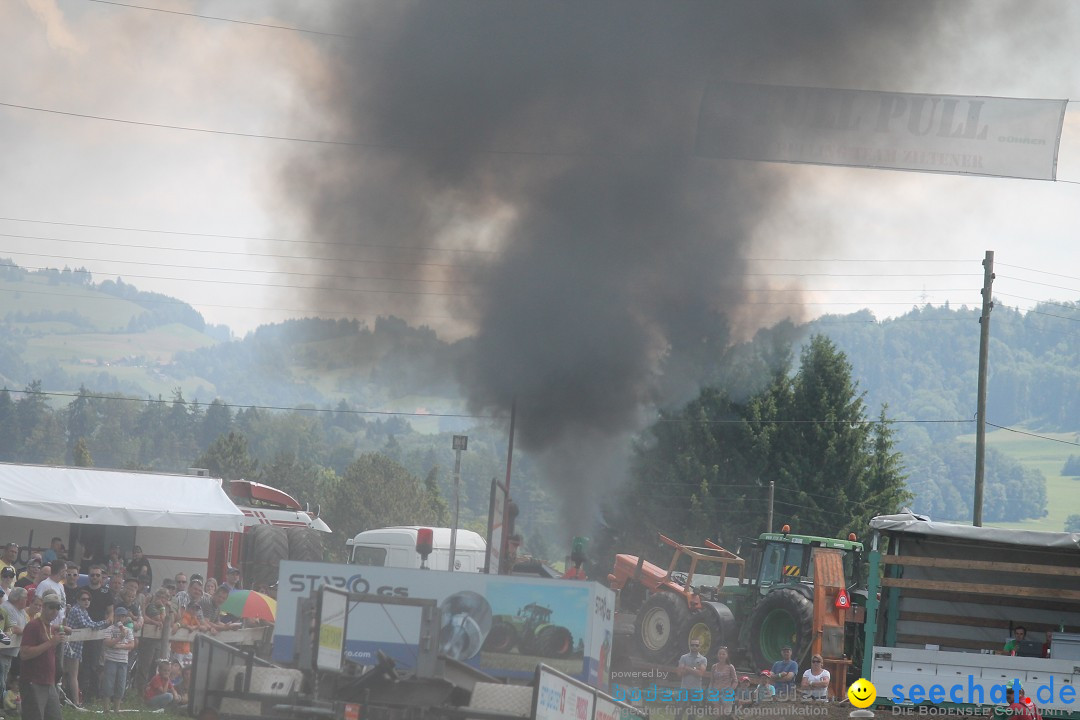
(771, 645), (799, 700)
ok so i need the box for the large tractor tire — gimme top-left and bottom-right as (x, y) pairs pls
(482, 621), (518, 653)
(536, 625), (574, 658)
(748, 587), (814, 671)
(686, 607), (723, 658)
(633, 592), (692, 665)
(287, 527), (324, 562)
(245, 524), (288, 590)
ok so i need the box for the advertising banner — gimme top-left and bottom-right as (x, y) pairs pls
(696, 82), (1067, 180)
(274, 561), (615, 689)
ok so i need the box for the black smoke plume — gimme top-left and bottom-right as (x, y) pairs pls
(278, 1), (961, 535)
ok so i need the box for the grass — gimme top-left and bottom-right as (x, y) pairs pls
(24, 325), (217, 366)
(0, 277), (147, 332)
(956, 427), (1080, 532)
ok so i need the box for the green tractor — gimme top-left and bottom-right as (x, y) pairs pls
(608, 526), (866, 673)
(483, 602), (575, 658)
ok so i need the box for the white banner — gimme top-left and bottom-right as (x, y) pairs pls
(696, 82), (1067, 180)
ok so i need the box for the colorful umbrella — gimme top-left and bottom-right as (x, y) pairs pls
(219, 590), (276, 623)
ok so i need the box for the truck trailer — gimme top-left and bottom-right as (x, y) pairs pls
(862, 511), (1080, 718)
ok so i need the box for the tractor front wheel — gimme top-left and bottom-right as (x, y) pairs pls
(537, 626), (574, 658)
(633, 592), (692, 665)
(748, 588), (814, 670)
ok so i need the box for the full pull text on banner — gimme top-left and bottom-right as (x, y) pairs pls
(696, 82), (1066, 181)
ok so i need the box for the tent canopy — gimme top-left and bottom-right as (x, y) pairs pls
(0, 464), (244, 532)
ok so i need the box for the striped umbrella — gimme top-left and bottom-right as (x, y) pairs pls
(219, 590), (276, 623)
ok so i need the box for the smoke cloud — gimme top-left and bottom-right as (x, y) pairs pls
(277, 1), (965, 534)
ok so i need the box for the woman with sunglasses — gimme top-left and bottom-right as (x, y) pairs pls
(63, 589), (110, 708)
(800, 655), (831, 701)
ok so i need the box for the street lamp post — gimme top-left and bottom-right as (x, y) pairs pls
(449, 435), (468, 572)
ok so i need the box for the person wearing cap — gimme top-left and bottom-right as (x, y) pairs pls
(19, 590), (67, 720)
(1004, 680), (1043, 720)
(800, 654), (831, 701)
(756, 671), (776, 702)
(102, 606), (135, 712)
(0, 565), (16, 598)
(35, 564), (66, 629)
(0, 587), (28, 706)
(226, 566), (242, 590)
(771, 646), (798, 700)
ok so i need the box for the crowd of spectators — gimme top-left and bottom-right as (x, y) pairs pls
(0, 540), (258, 717)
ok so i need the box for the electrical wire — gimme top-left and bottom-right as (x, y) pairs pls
(0, 215), (497, 255)
(84, 0), (358, 39)
(984, 423), (1080, 447)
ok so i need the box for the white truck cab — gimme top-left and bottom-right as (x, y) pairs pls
(346, 526), (487, 572)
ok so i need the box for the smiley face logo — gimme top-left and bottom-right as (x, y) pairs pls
(848, 678), (877, 708)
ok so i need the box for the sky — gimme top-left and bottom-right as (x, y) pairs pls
(6, 1), (1080, 533)
(1, 0), (1079, 341)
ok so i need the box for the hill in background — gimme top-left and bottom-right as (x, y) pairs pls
(2, 260), (1079, 531)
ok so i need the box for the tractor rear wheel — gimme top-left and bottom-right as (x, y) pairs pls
(287, 527), (323, 562)
(634, 592), (692, 665)
(748, 587), (814, 670)
(687, 608), (723, 658)
(537, 626), (574, 658)
(483, 621), (518, 653)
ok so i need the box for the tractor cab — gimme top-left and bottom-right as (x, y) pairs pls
(740, 526), (864, 596)
(521, 603), (553, 628)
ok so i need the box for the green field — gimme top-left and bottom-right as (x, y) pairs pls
(0, 276), (147, 330)
(957, 428), (1080, 532)
(24, 323), (217, 365)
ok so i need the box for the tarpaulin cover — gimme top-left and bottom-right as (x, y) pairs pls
(0, 463), (244, 532)
(870, 511), (1080, 551)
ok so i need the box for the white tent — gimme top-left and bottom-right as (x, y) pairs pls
(0, 464), (244, 532)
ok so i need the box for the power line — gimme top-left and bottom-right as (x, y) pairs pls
(0, 253), (982, 296)
(656, 417), (973, 425)
(0, 232), (474, 270)
(997, 274), (1080, 294)
(2, 387), (504, 421)
(996, 262), (1080, 284)
(984, 422), (1080, 447)
(0, 285), (460, 322)
(84, 0), (357, 39)
(0, 259), (477, 298)
(0, 216), (496, 255)
(0, 100), (612, 158)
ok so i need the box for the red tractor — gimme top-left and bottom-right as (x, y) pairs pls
(608, 534), (745, 664)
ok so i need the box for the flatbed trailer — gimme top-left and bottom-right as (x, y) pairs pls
(862, 512), (1080, 718)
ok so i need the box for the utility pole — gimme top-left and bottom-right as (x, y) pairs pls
(449, 435), (468, 571)
(973, 251), (995, 527)
(767, 480), (775, 533)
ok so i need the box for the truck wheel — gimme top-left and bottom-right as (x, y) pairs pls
(687, 607), (723, 658)
(748, 587), (814, 670)
(287, 527), (323, 562)
(537, 626), (574, 658)
(634, 592), (691, 665)
(483, 621), (518, 653)
(246, 524), (288, 590)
